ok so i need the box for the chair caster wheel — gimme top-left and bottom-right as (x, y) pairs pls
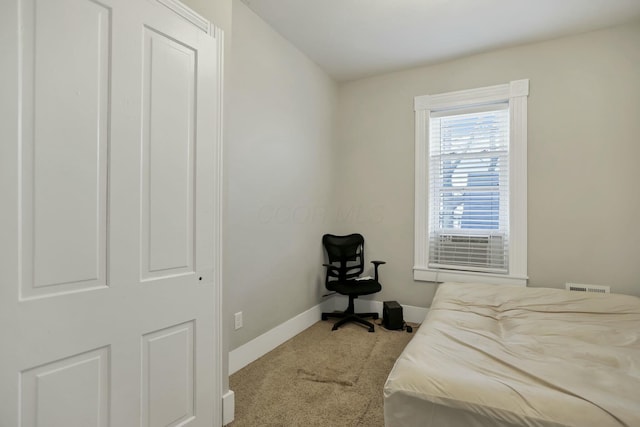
(373, 313), (379, 320)
(321, 314), (328, 321)
(332, 325), (339, 331)
(368, 327), (374, 333)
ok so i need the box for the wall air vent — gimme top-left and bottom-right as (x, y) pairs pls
(565, 283), (610, 294)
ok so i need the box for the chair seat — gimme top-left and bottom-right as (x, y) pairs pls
(327, 279), (381, 296)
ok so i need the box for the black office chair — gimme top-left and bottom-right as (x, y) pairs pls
(321, 233), (385, 332)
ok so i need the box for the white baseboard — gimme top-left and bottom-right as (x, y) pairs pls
(228, 298), (334, 375)
(228, 297), (428, 377)
(333, 295), (429, 324)
(400, 303), (430, 324)
(222, 390), (235, 426)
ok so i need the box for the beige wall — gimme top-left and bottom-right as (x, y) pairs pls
(335, 21), (640, 306)
(226, 1), (338, 350)
(177, 0), (640, 360)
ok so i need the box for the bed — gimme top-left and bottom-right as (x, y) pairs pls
(384, 282), (640, 427)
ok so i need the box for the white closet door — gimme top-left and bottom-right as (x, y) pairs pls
(0, 0), (223, 426)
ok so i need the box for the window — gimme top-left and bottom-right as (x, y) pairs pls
(414, 80), (529, 285)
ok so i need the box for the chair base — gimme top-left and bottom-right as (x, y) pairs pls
(322, 311), (379, 332)
(321, 295), (379, 332)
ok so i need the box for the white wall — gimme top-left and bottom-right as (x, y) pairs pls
(226, 1), (338, 350)
(334, 21), (640, 306)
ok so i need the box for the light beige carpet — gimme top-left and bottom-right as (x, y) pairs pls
(229, 319), (418, 427)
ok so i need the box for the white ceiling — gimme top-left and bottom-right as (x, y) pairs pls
(241, 0), (640, 82)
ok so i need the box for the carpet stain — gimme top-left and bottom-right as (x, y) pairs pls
(297, 368), (354, 387)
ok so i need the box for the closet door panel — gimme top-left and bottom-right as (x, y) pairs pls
(20, 0), (110, 299)
(141, 28), (196, 281)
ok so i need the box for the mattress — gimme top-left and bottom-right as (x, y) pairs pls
(384, 282), (640, 427)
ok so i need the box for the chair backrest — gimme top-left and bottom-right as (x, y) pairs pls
(322, 233), (365, 282)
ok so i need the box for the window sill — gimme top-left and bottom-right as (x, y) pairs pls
(413, 267), (527, 286)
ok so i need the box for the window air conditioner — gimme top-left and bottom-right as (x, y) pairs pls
(431, 233), (505, 270)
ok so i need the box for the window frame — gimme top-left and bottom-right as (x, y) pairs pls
(414, 80), (529, 286)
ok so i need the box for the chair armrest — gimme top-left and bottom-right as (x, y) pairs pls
(370, 261), (386, 281)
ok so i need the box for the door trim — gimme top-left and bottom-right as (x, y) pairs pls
(213, 25), (225, 426)
(156, 0), (213, 35)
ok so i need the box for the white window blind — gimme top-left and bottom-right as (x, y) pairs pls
(428, 103), (509, 273)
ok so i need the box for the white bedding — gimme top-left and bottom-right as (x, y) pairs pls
(384, 283), (640, 427)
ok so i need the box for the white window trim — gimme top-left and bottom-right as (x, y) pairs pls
(414, 80), (529, 286)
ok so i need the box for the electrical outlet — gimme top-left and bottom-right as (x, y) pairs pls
(234, 312), (243, 330)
